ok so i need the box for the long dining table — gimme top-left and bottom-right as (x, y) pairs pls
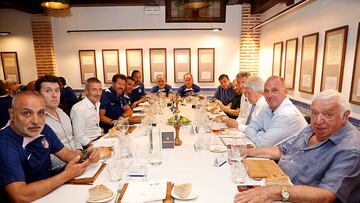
(35, 102), (264, 203)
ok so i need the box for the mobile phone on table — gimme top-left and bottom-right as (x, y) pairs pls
(78, 149), (91, 163)
(237, 185), (260, 192)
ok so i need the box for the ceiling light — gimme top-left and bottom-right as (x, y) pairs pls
(41, 0), (70, 10)
(0, 32), (11, 36)
(184, 0), (209, 9)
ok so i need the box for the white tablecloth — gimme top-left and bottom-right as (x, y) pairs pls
(35, 104), (263, 203)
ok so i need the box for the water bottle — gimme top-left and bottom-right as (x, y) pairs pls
(149, 122), (162, 166)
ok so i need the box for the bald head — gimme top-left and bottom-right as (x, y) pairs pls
(264, 76), (287, 111)
(9, 91), (46, 138)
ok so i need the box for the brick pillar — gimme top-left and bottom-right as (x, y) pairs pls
(240, 3), (261, 76)
(31, 14), (57, 76)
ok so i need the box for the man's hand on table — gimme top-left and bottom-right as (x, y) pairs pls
(224, 118), (238, 128)
(62, 147), (100, 180)
(234, 186), (279, 203)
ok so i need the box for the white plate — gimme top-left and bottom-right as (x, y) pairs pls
(87, 189), (115, 203)
(171, 186), (199, 200)
(209, 145), (227, 153)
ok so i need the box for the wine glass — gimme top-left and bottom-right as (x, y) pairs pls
(116, 118), (129, 136)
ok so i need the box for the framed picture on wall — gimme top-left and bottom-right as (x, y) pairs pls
(149, 48), (167, 83)
(299, 32), (319, 94)
(320, 25), (348, 92)
(174, 48), (191, 83)
(272, 42), (283, 76)
(1, 52), (21, 83)
(102, 49), (119, 84)
(79, 50), (97, 84)
(198, 48), (215, 83)
(126, 49), (143, 80)
(350, 23), (360, 104)
(283, 38), (298, 90)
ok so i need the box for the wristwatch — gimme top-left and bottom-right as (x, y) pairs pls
(281, 185), (290, 201)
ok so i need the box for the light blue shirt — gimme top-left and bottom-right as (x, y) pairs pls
(245, 97), (307, 146)
(278, 123), (360, 203)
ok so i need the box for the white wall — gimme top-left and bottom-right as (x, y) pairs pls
(0, 9), (38, 84)
(51, 5), (242, 89)
(258, 0), (360, 117)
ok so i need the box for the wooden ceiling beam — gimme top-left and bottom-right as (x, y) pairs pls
(251, 0), (281, 14)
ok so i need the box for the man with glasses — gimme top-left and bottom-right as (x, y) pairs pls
(234, 89), (360, 203)
(244, 76), (307, 147)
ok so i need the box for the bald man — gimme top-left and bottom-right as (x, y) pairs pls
(244, 76), (307, 147)
(0, 91), (99, 202)
(151, 74), (173, 100)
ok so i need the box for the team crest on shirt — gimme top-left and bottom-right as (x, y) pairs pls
(41, 138), (49, 149)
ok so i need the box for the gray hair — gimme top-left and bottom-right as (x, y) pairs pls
(236, 71), (251, 79)
(244, 76), (264, 94)
(313, 89), (348, 115)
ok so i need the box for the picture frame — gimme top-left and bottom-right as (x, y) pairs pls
(1, 52), (21, 83)
(350, 23), (360, 104)
(283, 38), (298, 90)
(272, 42), (283, 76)
(299, 32), (319, 94)
(320, 25), (348, 92)
(198, 48), (215, 83)
(165, 0), (226, 23)
(174, 48), (191, 83)
(149, 48), (167, 83)
(102, 49), (119, 84)
(78, 50), (97, 84)
(126, 49), (144, 80)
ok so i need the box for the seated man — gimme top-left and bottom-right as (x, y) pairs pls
(224, 76), (267, 131)
(234, 89), (360, 203)
(71, 77), (103, 147)
(4, 79), (21, 96)
(245, 76), (307, 147)
(129, 70), (146, 108)
(213, 74), (236, 106)
(0, 79), (12, 129)
(58, 76), (79, 116)
(217, 72), (251, 119)
(151, 74), (173, 100)
(123, 76), (136, 107)
(100, 74), (132, 133)
(0, 91), (99, 202)
(177, 73), (201, 97)
(35, 75), (83, 172)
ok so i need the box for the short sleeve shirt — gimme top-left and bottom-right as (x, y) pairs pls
(100, 87), (128, 132)
(129, 83), (146, 103)
(177, 84), (201, 97)
(0, 125), (64, 188)
(278, 123), (360, 202)
(150, 84), (173, 96)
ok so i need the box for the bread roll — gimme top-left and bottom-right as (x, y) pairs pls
(88, 184), (113, 201)
(174, 183), (192, 199)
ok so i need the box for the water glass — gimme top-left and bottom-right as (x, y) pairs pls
(115, 118), (129, 136)
(107, 159), (123, 182)
(230, 161), (248, 184)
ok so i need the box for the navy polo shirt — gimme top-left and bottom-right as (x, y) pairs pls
(60, 86), (78, 115)
(100, 87), (128, 133)
(150, 84), (173, 97)
(0, 125), (64, 193)
(129, 83), (146, 104)
(177, 84), (201, 97)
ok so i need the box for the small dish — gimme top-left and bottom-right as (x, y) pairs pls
(171, 186), (199, 200)
(209, 145), (227, 153)
(87, 189), (115, 203)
